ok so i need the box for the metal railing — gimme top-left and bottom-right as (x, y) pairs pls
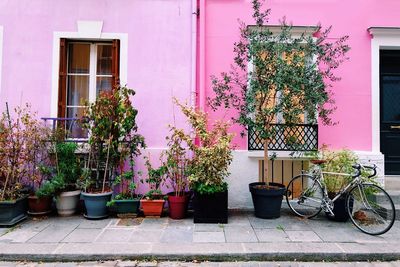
(41, 117), (88, 142)
(248, 124), (318, 151)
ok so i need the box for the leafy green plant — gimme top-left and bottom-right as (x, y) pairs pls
(173, 100), (234, 195)
(141, 156), (167, 200)
(82, 86), (145, 194)
(208, 0), (350, 184)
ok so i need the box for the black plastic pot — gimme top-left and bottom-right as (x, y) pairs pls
(0, 195), (28, 227)
(113, 199), (140, 215)
(81, 191), (112, 219)
(326, 194), (352, 222)
(249, 182), (285, 219)
(193, 190), (228, 223)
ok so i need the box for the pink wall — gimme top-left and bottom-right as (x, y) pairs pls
(0, 0), (193, 148)
(200, 0), (400, 151)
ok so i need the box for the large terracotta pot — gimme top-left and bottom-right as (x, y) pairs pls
(140, 199), (165, 217)
(56, 190), (81, 216)
(28, 195), (52, 215)
(167, 192), (189, 220)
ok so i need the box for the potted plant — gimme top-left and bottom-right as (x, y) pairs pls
(312, 148), (367, 222)
(173, 100), (234, 223)
(81, 86), (142, 219)
(208, 0), (350, 219)
(162, 126), (191, 220)
(0, 104), (33, 226)
(140, 156), (167, 217)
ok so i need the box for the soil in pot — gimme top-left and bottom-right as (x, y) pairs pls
(193, 190), (228, 224)
(0, 195), (28, 227)
(56, 189), (81, 216)
(249, 182), (285, 219)
(167, 192), (189, 220)
(141, 199), (165, 217)
(82, 191), (113, 220)
(28, 195), (52, 215)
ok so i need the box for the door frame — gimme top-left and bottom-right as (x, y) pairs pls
(369, 27), (400, 156)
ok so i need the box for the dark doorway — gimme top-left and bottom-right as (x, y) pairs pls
(380, 50), (400, 175)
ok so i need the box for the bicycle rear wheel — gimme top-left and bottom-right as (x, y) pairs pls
(347, 183), (395, 235)
(286, 174), (323, 218)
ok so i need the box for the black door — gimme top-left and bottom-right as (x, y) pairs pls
(380, 50), (400, 175)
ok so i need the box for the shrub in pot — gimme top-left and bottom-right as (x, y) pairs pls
(0, 104), (39, 225)
(208, 0), (350, 219)
(162, 126), (191, 220)
(174, 100), (234, 224)
(80, 86), (143, 219)
(140, 157), (167, 217)
(312, 148), (373, 222)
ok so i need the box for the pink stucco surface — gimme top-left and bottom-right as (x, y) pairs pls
(200, 0), (400, 151)
(0, 0), (193, 148)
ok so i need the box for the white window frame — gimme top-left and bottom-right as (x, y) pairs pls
(65, 42), (113, 118)
(51, 21), (128, 118)
(368, 27), (400, 153)
(247, 25), (319, 157)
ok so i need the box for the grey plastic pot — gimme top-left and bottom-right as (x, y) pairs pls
(56, 190), (81, 216)
(81, 191), (112, 219)
(0, 195), (28, 227)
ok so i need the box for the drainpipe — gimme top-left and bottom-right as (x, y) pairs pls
(191, 0), (198, 108)
(198, 0), (206, 110)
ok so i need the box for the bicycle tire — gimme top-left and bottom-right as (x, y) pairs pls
(286, 174), (323, 219)
(347, 183), (396, 235)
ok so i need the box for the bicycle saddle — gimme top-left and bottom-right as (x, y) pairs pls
(310, 159), (327, 165)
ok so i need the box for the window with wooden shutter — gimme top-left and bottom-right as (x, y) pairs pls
(57, 39), (120, 138)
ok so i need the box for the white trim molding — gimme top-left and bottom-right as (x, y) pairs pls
(368, 27), (400, 153)
(0, 26), (3, 98)
(50, 21), (128, 118)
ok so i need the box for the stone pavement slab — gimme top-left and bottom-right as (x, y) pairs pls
(28, 224), (77, 243)
(193, 231), (225, 243)
(253, 228), (290, 242)
(224, 226), (257, 243)
(62, 228), (102, 243)
(95, 229), (133, 243)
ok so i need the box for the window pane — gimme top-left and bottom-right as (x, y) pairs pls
(97, 44), (112, 75)
(66, 107), (88, 138)
(96, 77), (113, 95)
(67, 76), (89, 106)
(68, 43), (90, 74)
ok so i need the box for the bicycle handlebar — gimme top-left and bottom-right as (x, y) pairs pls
(352, 164), (361, 178)
(351, 163), (377, 179)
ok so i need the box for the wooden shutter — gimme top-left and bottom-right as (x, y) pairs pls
(111, 39), (120, 89)
(57, 38), (68, 118)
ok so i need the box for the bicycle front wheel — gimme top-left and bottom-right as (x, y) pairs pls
(286, 174), (323, 218)
(347, 183), (395, 235)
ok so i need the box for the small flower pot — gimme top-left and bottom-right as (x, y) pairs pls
(140, 199), (165, 217)
(249, 182), (285, 219)
(167, 192), (189, 220)
(0, 195), (28, 227)
(113, 199), (141, 215)
(82, 191), (113, 220)
(56, 190), (81, 216)
(193, 190), (228, 223)
(28, 195), (52, 216)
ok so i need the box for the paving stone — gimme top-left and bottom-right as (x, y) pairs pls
(285, 230), (322, 242)
(54, 263), (79, 267)
(194, 224), (224, 232)
(138, 218), (168, 229)
(129, 229), (164, 243)
(62, 228), (102, 243)
(0, 229), (40, 243)
(238, 262), (260, 267)
(313, 226), (385, 243)
(224, 215), (251, 227)
(193, 231), (225, 243)
(0, 262), (16, 267)
(116, 260), (138, 267)
(137, 261), (157, 267)
(20, 219), (51, 232)
(254, 228), (290, 242)
(28, 224), (77, 243)
(167, 218), (194, 228)
(248, 216), (311, 231)
(77, 219), (111, 229)
(160, 228), (193, 243)
(95, 229), (133, 243)
(224, 226), (257, 243)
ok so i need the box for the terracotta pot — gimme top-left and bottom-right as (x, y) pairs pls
(28, 195), (52, 215)
(167, 192), (189, 220)
(140, 199), (165, 217)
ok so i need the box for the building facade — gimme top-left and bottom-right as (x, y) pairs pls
(1, 0), (400, 208)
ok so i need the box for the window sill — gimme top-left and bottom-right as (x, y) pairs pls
(247, 150), (312, 160)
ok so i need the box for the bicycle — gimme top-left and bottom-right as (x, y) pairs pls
(285, 160), (396, 235)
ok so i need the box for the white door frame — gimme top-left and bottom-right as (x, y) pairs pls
(369, 27), (400, 153)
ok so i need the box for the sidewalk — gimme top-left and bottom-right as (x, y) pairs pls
(0, 210), (399, 262)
